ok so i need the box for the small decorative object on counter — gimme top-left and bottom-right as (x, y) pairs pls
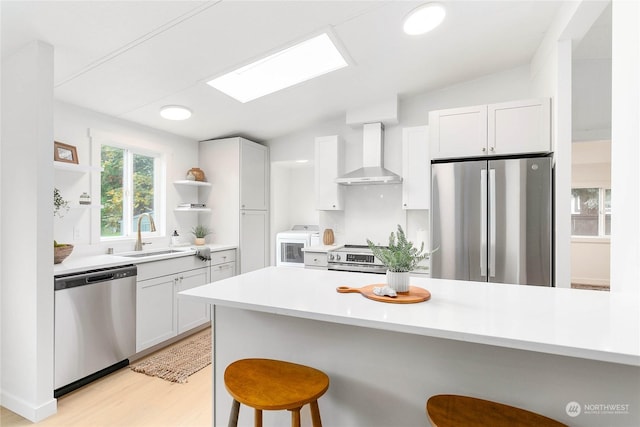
(186, 167), (206, 182)
(191, 224), (212, 245)
(323, 228), (335, 245)
(79, 192), (91, 205)
(373, 285), (397, 297)
(54, 240), (74, 264)
(366, 225), (430, 293)
(171, 230), (180, 246)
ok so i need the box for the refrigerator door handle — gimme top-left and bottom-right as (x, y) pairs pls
(480, 169), (487, 277)
(489, 168), (496, 277)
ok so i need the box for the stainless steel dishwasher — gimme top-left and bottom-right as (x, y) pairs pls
(54, 264), (137, 397)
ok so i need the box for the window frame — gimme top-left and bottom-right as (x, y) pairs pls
(90, 130), (166, 244)
(570, 186), (611, 239)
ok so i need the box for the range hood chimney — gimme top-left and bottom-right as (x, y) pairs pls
(335, 123), (402, 185)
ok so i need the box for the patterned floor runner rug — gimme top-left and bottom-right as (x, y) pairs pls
(130, 331), (211, 383)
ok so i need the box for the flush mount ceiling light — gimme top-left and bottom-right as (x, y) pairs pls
(160, 105), (192, 120)
(207, 33), (348, 103)
(403, 2), (446, 35)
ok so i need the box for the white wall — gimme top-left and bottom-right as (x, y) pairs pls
(571, 141), (611, 286)
(1, 41), (57, 422)
(54, 101), (200, 256)
(610, 0), (640, 296)
(266, 65), (531, 252)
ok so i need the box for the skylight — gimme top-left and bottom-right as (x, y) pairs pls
(207, 33), (348, 103)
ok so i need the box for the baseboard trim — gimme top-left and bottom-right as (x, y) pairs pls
(571, 277), (610, 286)
(0, 390), (57, 422)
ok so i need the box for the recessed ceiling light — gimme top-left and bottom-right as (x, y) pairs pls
(403, 3), (446, 36)
(160, 105), (192, 120)
(295, 159), (309, 164)
(207, 33), (348, 103)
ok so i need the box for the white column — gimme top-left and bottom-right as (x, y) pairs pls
(610, 0), (640, 296)
(1, 40), (56, 421)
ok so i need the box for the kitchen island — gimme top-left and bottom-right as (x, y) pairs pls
(180, 266), (640, 427)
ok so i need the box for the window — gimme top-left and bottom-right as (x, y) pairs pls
(571, 187), (611, 237)
(101, 144), (162, 239)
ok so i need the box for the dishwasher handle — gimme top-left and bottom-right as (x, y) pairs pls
(55, 265), (137, 291)
(86, 273), (115, 283)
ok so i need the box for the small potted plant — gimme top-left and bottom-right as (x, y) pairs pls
(366, 225), (429, 292)
(191, 225), (212, 246)
(53, 189), (73, 263)
(54, 187), (70, 218)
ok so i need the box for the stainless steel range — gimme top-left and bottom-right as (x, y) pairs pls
(327, 245), (386, 274)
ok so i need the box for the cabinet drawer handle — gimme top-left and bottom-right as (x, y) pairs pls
(482, 147), (486, 152)
(490, 146), (495, 152)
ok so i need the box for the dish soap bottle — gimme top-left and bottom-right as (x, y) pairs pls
(170, 230), (180, 246)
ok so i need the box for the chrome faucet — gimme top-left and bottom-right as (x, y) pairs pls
(134, 213), (156, 251)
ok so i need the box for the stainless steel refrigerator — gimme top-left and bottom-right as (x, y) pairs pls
(430, 156), (553, 286)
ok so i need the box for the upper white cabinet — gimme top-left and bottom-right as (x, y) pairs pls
(488, 98), (551, 155)
(429, 105), (488, 159)
(315, 135), (344, 210)
(429, 98), (551, 159)
(240, 141), (269, 210)
(402, 126), (430, 210)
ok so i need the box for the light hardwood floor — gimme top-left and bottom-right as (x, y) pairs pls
(1, 329), (212, 427)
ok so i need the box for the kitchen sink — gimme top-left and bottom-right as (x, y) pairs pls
(119, 249), (188, 258)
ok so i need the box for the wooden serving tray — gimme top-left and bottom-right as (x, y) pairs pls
(336, 284), (431, 304)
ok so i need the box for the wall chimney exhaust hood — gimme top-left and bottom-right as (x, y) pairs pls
(335, 123), (402, 185)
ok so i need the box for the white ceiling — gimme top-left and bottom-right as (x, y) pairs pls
(1, 0), (566, 142)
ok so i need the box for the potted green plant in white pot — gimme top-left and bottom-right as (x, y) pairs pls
(191, 225), (212, 246)
(366, 225), (429, 293)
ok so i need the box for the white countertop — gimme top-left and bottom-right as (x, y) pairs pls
(180, 266), (640, 366)
(53, 243), (237, 275)
(301, 244), (341, 252)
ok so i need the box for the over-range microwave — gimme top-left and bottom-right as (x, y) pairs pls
(276, 225), (320, 267)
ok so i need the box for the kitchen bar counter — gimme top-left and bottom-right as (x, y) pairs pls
(181, 267), (640, 426)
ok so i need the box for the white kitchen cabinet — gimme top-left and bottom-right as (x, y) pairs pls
(240, 140), (269, 210)
(176, 267), (210, 334)
(211, 249), (236, 280)
(488, 98), (551, 155)
(137, 275), (176, 351)
(136, 255), (211, 352)
(429, 98), (551, 159)
(303, 251), (328, 270)
(402, 126), (430, 210)
(211, 262), (236, 282)
(429, 105), (487, 159)
(199, 138), (269, 274)
(240, 210), (269, 274)
(314, 135), (344, 210)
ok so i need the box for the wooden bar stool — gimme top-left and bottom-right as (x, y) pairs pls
(426, 394), (568, 427)
(224, 358), (329, 427)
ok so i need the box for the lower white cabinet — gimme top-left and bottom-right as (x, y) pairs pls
(176, 267), (210, 334)
(211, 261), (236, 282)
(136, 264), (210, 352)
(304, 251), (328, 270)
(137, 275), (177, 351)
(136, 250), (238, 352)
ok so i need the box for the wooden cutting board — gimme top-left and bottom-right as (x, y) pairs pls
(336, 284), (431, 304)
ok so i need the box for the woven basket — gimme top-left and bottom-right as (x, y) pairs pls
(54, 244), (74, 264)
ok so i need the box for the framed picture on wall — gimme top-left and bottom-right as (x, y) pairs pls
(54, 141), (78, 164)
